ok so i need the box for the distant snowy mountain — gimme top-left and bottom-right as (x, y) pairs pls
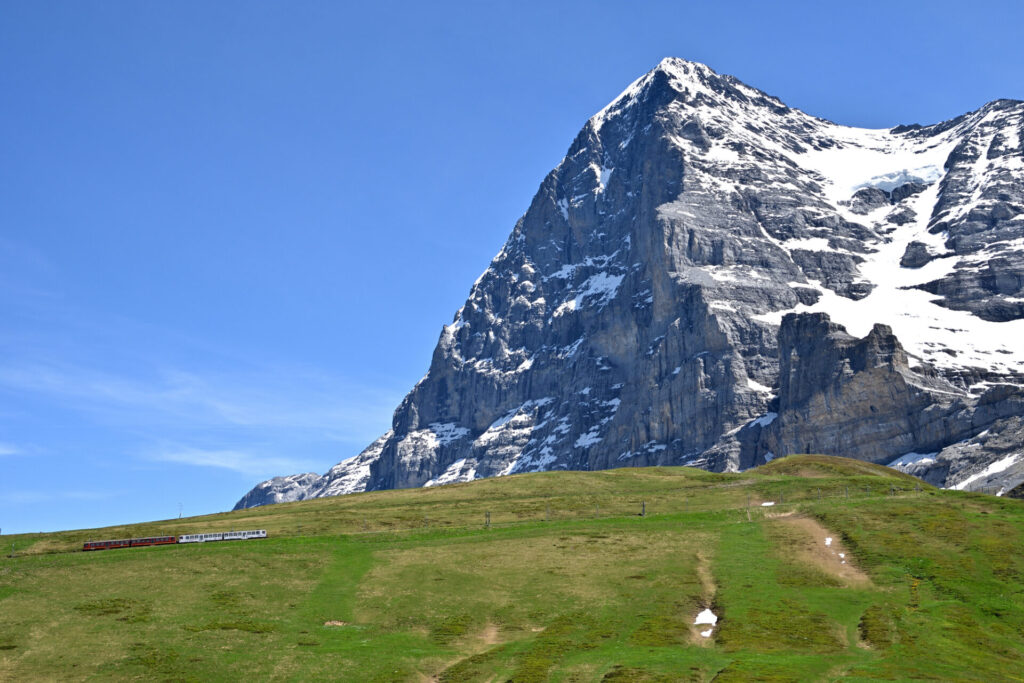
(236, 58), (1024, 510)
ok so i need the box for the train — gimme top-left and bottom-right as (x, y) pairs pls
(179, 529), (266, 543)
(82, 529), (266, 551)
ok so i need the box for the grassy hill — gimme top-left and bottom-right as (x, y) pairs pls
(1, 455), (1022, 681)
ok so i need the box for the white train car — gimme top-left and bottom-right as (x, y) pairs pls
(178, 532), (223, 544)
(223, 529), (267, 541)
(178, 530), (267, 544)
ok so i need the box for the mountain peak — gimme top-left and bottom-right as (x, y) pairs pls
(590, 57), (789, 133)
(653, 56), (714, 80)
(237, 60), (1024, 510)
(588, 57), (711, 132)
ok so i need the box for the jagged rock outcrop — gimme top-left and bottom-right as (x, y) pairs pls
(233, 472), (320, 509)
(731, 313), (1024, 496)
(231, 433), (388, 510)
(237, 58), (1024, 509)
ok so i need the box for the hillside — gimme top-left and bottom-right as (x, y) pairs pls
(2, 456), (1023, 680)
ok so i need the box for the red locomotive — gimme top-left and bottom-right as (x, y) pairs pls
(82, 535), (176, 551)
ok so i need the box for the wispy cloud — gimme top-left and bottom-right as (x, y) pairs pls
(0, 360), (402, 445)
(150, 447), (319, 475)
(0, 248), (406, 452)
(0, 239), (409, 500)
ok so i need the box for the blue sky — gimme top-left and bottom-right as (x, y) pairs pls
(2, 1), (1022, 534)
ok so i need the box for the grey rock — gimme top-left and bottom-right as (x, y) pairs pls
(890, 182), (928, 203)
(893, 416), (1024, 496)
(886, 206), (917, 226)
(849, 187), (891, 214)
(755, 313), (1017, 468)
(917, 99), (1024, 321)
(232, 472), (319, 510)
(232, 432), (390, 511)
(900, 240), (938, 268)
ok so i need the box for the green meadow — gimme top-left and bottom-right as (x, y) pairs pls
(1, 456), (1022, 681)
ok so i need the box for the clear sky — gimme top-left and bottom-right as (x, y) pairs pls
(2, 0), (1022, 534)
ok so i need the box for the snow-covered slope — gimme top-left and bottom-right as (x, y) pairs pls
(237, 58), (1024, 509)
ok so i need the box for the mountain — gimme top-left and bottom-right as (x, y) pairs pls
(236, 58), (1024, 510)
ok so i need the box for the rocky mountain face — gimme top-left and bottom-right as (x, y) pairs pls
(235, 58), (1024, 510)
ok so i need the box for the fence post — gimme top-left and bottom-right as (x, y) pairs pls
(642, 501), (646, 517)
(545, 503), (550, 522)
(486, 511), (491, 529)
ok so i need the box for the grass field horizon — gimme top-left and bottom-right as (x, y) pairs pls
(2, 455), (1022, 681)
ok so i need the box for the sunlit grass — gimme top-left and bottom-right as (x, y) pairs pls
(1, 456), (1021, 680)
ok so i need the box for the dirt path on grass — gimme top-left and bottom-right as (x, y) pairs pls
(424, 623), (504, 682)
(770, 516), (871, 588)
(480, 623), (500, 645)
(689, 551), (718, 646)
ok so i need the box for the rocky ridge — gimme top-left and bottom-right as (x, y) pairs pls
(236, 58), (1024, 510)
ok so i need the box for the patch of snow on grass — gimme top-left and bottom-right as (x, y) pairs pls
(695, 608), (718, 626)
